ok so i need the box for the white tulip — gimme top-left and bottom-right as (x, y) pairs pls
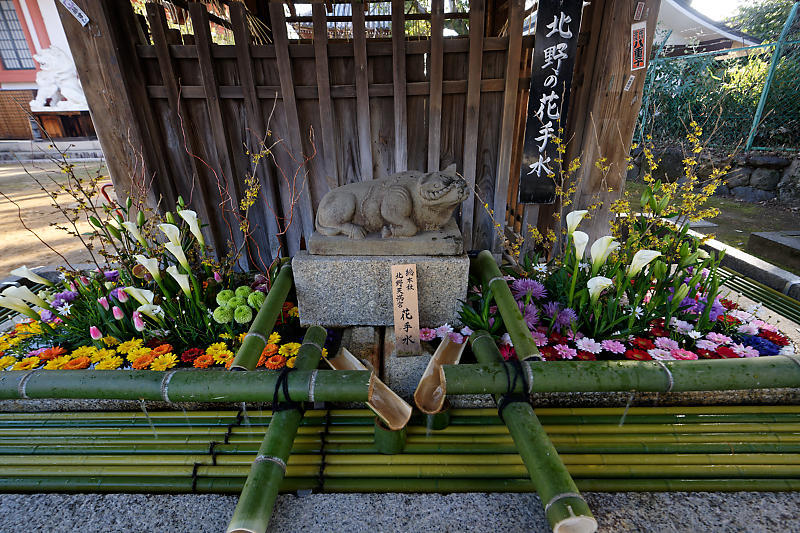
(565, 210), (588, 235)
(177, 209), (205, 247)
(627, 250), (661, 277)
(166, 265), (191, 296)
(590, 236), (620, 273)
(165, 242), (190, 271)
(2, 286), (52, 310)
(572, 231), (589, 259)
(587, 276), (613, 304)
(0, 295), (39, 320)
(121, 221), (146, 246)
(158, 223), (182, 246)
(124, 287), (155, 306)
(134, 255), (162, 282)
(10, 266), (53, 287)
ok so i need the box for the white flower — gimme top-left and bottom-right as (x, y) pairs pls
(158, 223), (182, 246)
(56, 302), (72, 316)
(165, 242), (190, 271)
(737, 322), (759, 336)
(688, 330), (702, 340)
(565, 210), (588, 234)
(124, 287), (155, 306)
(134, 255), (162, 282)
(121, 221), (146, 246)
(632, 306), (643, 319)
(500, 333), (513, 347)
(579, 261), (590, 271)
(177, 209), (205, 247)
(2, 286), (51, 310)
(697, 249), (710, 260)
(0, 295), (38, 320)
(166, 265), (191, 296)
(572, 231), (589, 259)
(137, 304), (165, 322)
(587, 276), (613, 303)
(590, 236), (620, 273)
(627, 250), (661, 277)
(10, 266), (54, 287)
(534, 264), (548, 274)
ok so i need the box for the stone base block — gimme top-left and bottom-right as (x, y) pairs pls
(308, 219), (463, 256)
(293, 251), (468, 327)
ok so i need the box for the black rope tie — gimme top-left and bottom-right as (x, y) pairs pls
(496, 359), (533, 423)
(272, 367), (304, 414)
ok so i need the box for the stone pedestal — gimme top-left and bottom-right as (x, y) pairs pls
(293, 251), (469, 327)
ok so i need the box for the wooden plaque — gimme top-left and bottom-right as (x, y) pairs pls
(391, 264), (421, 355)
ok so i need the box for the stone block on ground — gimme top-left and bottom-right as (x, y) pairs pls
(747, 231), (800, 273)
(730, 186), (773, 202)
(746, 154), (792, 168)
(723, 167), (751, 188)
(293, 252), (468, 327)
(308, 219), (463, 256)
(750, 167), (781, 190)
(339, 326), (381, 373)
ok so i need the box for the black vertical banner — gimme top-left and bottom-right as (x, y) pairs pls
(518, 0), (585, 204)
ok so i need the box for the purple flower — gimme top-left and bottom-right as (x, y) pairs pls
(523, 304), (539, 329)
(511, 278), (547, 301)
(56, 290), (78, 303)
(543, 301), (561, 319)
(706, 332), (732, 345)
(40, 310), (55, 322)
(460, 326), (473, 337)
(695, 339), (718, 351)
(556, 308), (577, 328)
(530, 330), (548, 346)
(654, 337), (679, 351)
(449, 332), (465, 344)
(708, 299), (725, 322)
(28, 347), (47, 357)
(435, 324), (454, 338)
(103, 270), (119, 282)
(419, 328), (437, 341)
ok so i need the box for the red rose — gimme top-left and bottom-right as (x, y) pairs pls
(631, 337), (655, 350)
(181, 348), (204, 363)
(576, 350), (597, 361)
(716, 346), (739, 359)
(625, 349), (652, 361)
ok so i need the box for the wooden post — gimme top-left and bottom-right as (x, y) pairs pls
(564, 0), (662, 242)
(312, 4), (339, 188)
(352, 2), (374, 181)
(391, 0), (408, 172)
(427, 0), (444, 173)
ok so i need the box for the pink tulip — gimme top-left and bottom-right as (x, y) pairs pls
(112, 306), (124, 320)
(98, 297), (110, 311)
(116, 290), (129, 303)
(214, 272), (222, 283)
(80, 276), (91, 286)
(132, 311), (146, 332)
(89, 326), (102, 340)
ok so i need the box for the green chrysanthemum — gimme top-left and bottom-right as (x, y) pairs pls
(235, 285), (253, 299)
(216, 289), (234, 306)
(225, 296), (246, 309)
(212, 306), (233, 324)
(247, 291), (266, 309)
(234, 305), (253, 324)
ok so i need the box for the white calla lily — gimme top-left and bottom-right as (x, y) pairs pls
(2, 286), (52, 310)
(627, 250), (661, 277)
(572, 231), (589, 259)
(158, 223), (182, 246)
(177, 209), (205, 247)
(137, 304), (165, 323)
(697, 248), (710, 260)
(565, 210), (588, 235)
(10, 266), (54, 287)
(166, 265), (191, 296)
(590, 236), (620, 274)
(124, 287), (155, 306)
(121, 221), (146, 246)
(587, 276), (613, 303)
(0, 295), (39, 320)
(134, 255), (162, 282)
(164, 242), (190, 271)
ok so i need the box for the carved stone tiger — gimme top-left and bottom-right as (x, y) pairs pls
(315, 164), (468, 239)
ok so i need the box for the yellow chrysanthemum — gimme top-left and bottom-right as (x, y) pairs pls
(117, 339), (144, 355)
(321, 348), (328, 358)
(0, 355), (16, 370)
(237, 332), (247, 344)
(206, 342), (228, 356)
(218, 333), (232, 339)
(44, 355), (72, 370)
(278, 343), (301, 358)
(285, 356), (296, 369)
(268, 332), (281, 345)
(12, 356), (40, 370)
(0, 341), (11, 352)
(90, 348), (116, 364)
(95, 356), (123, 370)
(212, 349), (234, 364)
(71, 345), (97, 358)
(150, 353), (178, 371)
(102, 336), (120, 347)
(126, 347), (152, 363)
(288, 306), (299, 318)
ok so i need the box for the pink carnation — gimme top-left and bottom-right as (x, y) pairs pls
(554, 344), (576, 360)
(671, 348), (698, 360)
(695, 339), (718, 351)
(706, 332), (732, 345)
(654, 337), (680, 351)
(731, 343), (759, 358)
(419, 328), (437, 341)
(601, 340), (626, 354)
(530, 330), (548, 347)
(648, 348), (674, 360)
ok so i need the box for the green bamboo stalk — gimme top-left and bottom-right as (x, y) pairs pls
(470, 331), (596, 533)
(471, 250), (541, 360)
(226, 325), (326, 533)
(443, 357), (800, 394)
(574, 478), (800, 492)
(231, 262), (293, 370)
(373, 418), (407, 455)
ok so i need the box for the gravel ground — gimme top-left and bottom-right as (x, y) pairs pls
(1, 491), (799, 532)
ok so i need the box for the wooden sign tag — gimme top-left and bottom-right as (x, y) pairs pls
(391, 264), (420, 355)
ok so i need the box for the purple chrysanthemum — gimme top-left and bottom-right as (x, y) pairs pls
(543, 301), (561, 319)
(523, 304), (539, 329)
(511, 278), (547, 301)
(556, 307), (577, 328)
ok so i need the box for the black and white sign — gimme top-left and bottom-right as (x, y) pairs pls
(59, 0), (90, 26)
(518, 0), (584, 204)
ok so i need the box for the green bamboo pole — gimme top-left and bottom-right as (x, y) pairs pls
(0, 368), (370, 403)
(471, 250), (541, 360)
(470, 331), (596, 533)
(373, 417), (407, 454)
(424, 401), (452, 430)
(231, 262), (293, 370)
(226, 325), (325, 533)
(443, 357), (800, 394)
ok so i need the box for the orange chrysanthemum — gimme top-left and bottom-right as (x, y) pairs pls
(151, 344), (173, 356)
(63, 356), (91, 370)
(193, 353), (214, 368)
(257, 344), (280, 367)
(38, 346), (67, 362)
(131, 352), (156, 370)
(264, 354), (286, 370)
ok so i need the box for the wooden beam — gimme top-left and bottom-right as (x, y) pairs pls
(460, 0), (485, 251)
(427, 0), (444, 172)
(490, 0), (523, 255)
(269, 2), (315, 250)
(230, 3), (285, 261)
(391, 0), (407, 172)
(312, 4), (340, 188)
(352, 1), (373, 180)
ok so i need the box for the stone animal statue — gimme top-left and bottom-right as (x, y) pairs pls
(315, 164), (468, 239)
(29, 47), (87, 111)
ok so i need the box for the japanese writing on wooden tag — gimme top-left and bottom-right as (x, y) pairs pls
(59, 0), (90, 26)
(634, 1), (645, 21)
(623, 74), (636, 92)
(631, 21), (647, 71)
(391, 264), (420, 355)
